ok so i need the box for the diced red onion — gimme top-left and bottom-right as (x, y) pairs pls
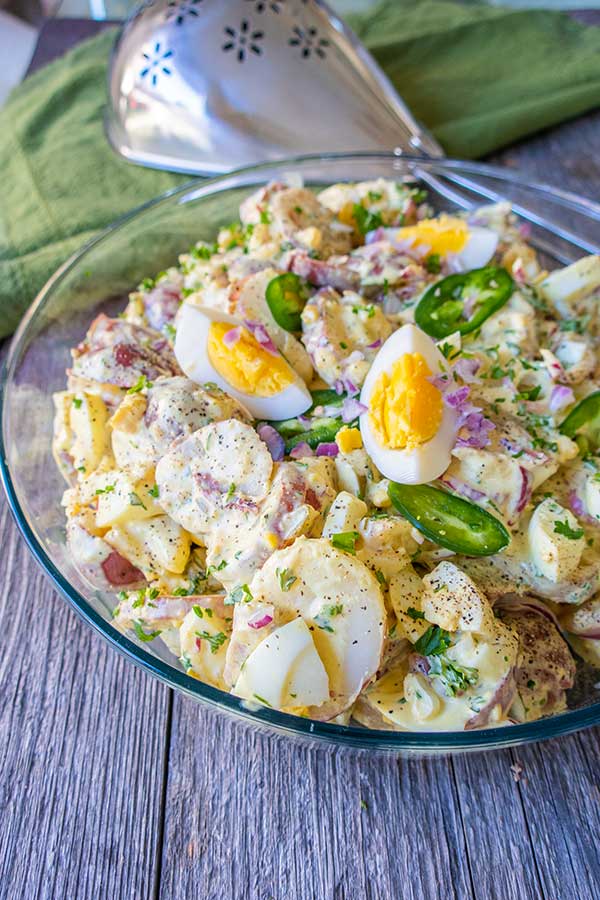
(290, 442), (314, 459)
(222, 326), (242, 348)
(439, 476), (485, 503)
(243, 320), (278, 356)
(549, 384), (575, 413)
(568, 490), (586, 518)
(366, 339), (382, 350)
(248, 610), (274, 630)
(321, 403), (344, 418)
(444, 386), (470, 408)
(429, 372), (450, 391)
(515, 466), (533, 514)
(257, 424), (285, 461)
(341, 396), (368, 423)
(334, 377), (359, 397)
(453, 357), (481, 384)
(432, 373), (495, 449)
(316, 442), (339, 457)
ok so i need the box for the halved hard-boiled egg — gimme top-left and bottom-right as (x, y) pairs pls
(175, 304), (311, 420)
(359, 324), (457, 484)
(392, 215), (498, 273)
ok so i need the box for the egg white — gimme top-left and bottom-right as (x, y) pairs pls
(175, 303), (311, 420)
(378, 223), (498, 273)
(359, 324), (458, 484)
(450, 227), (498, 272)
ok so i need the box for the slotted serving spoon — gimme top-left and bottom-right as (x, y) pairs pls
(106, 0), (600, 257)
(106, 0), (443, 173)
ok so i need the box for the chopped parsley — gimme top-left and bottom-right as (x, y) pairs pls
(226, 482), (236, 502)
(207, 559), (228, 576)
(414, 624), (451, 657)
(253, 693), (273, 707)
(352, 304), (376, 318)
(331, 531), (359, 554)
(553, 519), (584, 540)
(428, 655), (479, 697)
(226, 583), (253, 605)
(196, 630), (227, 654)
(439, 342), (460, 361)
(352, 203), (383, 236)
(190, 242), (218, 260)
(314, 604), (343, 633)
(375, 569), (387, 587)
(406, 606), (425, 621)
(127, 374), (152, 394)
(193, 605), (213, 619)
(133, 621), (161, 642)
(95, 484), (115, 495)
(72, 397), (82, 409)
(260, 209), (272, 225)
(149, 484), (160, 498)
(425, 253), (442, 274)
(517, 385), (542, 402)
(277, 568), (297, 592)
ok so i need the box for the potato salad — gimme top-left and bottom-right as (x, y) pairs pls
(53, 176), (600, 731)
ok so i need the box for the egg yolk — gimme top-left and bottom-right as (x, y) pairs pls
(397, 215), (469, 258)
(207, 322), (293, 397)
(369, 352), (443, 450)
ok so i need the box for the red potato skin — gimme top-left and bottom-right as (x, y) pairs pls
(101, 551), (145, 587)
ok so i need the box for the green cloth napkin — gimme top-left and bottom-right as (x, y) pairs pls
(1, 1), (599, 338)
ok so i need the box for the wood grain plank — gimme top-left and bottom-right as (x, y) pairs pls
(159, 697), (474, 900)
(509, 731), (600, 900)
(0, 492), (171, 900)
(451, 750), (543, 900)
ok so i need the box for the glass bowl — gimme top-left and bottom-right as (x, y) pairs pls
(3, 153), (600, 754)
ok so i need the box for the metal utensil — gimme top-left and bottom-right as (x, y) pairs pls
(106, 0), (443, 174)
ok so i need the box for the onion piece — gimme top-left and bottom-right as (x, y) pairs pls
(243, 319), (279, 356)
(341, 396), (367, 423)
(222, 326), (242, 348)
(316, 442), (339, 457)
(290, 442), (314, 459)
(257, 424), (285, 461)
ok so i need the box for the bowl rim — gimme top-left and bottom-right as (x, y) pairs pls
(3, 150), (600, 751)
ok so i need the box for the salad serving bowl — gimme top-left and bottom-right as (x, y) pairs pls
(3, 152), (600, 755)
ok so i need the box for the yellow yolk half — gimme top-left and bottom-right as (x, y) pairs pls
(207, 322), (294, 397)
(368, 352), (443, 450)
(396, 215), (469, 258)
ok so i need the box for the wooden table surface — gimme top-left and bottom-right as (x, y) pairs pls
(2, 17), (600, 900)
